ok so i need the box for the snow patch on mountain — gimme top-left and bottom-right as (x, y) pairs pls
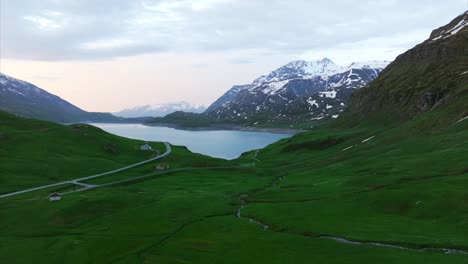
(319, 91), (337, 98)
(0, 73), (28, 85)
(0, 73), (51, 98)
(253, 58), (342, 86)
(0, 72), (130, 123)
(260, 80), (291, 95)
(254, 60), (389, 96)
(307, 98), (319, 108)
(430, 11), (467, 41)
(345, 61), (391, 70)
(205, 58), (390, 123)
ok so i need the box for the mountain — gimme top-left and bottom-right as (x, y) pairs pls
(115, 101), (206, 118)
(251, 58), (343, 85)
(347, 11), (468, 124)
(0, 73), (149, 123)
(205, 85), (253, 113)
(146, 111), (216, 128)
(205, 59), (389, 123)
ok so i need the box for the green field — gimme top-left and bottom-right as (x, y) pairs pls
(1, 104), (468, 263)
(0, 111), (167, 194)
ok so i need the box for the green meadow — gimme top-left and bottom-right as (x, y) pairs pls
(0, 106), (467, 263)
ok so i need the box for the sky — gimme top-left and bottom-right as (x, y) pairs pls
(0, 0), (466, 112)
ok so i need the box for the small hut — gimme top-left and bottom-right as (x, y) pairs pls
(156, 163), (170, 170)
(48, 193), (62, 201)
(140, 142), (152, 150)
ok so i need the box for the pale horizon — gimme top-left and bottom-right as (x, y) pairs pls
(0, 0), (466, 112)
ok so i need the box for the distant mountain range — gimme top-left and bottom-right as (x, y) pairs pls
(0, 73), (149, 123)
(148, 58), (389, 127)
(204, 59), (389, 123)
(114, 102), (206, 118)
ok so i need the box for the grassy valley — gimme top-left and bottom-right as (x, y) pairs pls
(1, 95), (467, 263)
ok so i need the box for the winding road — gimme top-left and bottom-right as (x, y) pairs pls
(0, 142), (172, 199)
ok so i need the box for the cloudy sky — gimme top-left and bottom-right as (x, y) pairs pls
(0, 0), (466, 112)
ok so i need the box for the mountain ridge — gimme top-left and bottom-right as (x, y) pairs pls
(204, 59), (390, 124)
(207, 59), (390, 114)
(346, 11), (468, 124)
(0, 72), (149, 123)
(115, 101), (206, 118)
(147, 59), (389, 128)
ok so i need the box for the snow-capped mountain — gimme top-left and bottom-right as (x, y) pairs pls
(205, 85), (254, 113)
(252, 58), (342, 85)
(0, 72), (146, 123)
(1, 73), (48, 97)
(428, 11), (467, 42)
(205, 59), (390, 122)
(115, 102), (206, 118)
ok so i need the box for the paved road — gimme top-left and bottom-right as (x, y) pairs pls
(0, 142), (172, 199)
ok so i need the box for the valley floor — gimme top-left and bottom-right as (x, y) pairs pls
(1, 110), (468, 263)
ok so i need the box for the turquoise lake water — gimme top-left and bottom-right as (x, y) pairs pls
(91, 124), (293, 159)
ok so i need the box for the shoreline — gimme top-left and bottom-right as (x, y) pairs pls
(143, 122), (304, 134)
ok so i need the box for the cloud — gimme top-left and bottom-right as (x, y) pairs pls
(23, 10), (69, 31)
(0, 0), (466, 61)
(227, 58), (255, 65)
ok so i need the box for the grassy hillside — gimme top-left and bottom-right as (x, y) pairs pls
(347, 13), (467, 123)
(0, 111), (228, 194)
(1, 100), (468, 263)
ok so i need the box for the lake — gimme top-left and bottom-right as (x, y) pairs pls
(91, 124), (293, 159)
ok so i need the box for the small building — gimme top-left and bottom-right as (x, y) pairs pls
(48, 193), (62, 201)
(156, 163), (170, 170)
(140, 142), (152, 150)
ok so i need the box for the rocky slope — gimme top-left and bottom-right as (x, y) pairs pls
(205, 59), (389, 124)
(0, 73), (148, 123)
(205, 85), (253, 113)
(346, 11), (468, 123)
